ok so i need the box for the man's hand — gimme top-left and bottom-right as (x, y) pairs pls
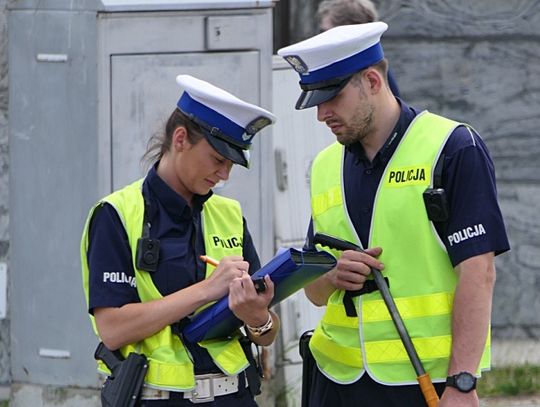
(439, 387), (479, 407)
(305, 247), (383, 305)
(327, 247), (384, 291)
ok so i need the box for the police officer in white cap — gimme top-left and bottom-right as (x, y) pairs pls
(279, 23), (509, 407)
(81, 75), (280, 406)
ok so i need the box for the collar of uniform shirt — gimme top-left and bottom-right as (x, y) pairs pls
(345, 98), (418, 165)
(379, 97), (419, 163)
(145, 163), (213, 220)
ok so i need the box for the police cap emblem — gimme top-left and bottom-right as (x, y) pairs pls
(284, 55), (308, 74)
(245, 116), (272, 137)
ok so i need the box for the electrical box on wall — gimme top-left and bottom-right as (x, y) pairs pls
(9, 0), (274, 388)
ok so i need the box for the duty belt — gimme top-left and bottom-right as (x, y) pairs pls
(140, 373), (248, 404)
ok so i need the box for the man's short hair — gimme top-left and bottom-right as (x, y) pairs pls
(350, 59), (389, 86)
(317, 0), (379, 27)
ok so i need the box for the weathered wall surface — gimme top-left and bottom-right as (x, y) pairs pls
(287, 0), (540, 340)
(377, 0), (540, 339)
(0, 0), (10, 385)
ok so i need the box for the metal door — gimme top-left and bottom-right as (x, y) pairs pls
(111, 51), (260, 209)
(271, 59), (335, 406)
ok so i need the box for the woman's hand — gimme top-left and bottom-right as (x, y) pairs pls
(228, 273), (274, 327)
(203, 256), (249, 301)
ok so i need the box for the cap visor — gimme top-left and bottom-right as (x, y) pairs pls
(203, 131), (248, 167)
(295, 76), (352, 110)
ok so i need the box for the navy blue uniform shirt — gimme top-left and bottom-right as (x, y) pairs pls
(87, 165), (261, 373)
(306, 99), (510, 267)
(387, 69), (400, 98)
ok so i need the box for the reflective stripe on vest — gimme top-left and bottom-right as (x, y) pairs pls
(310, 111), (491, 384)
(81, 179), (249, 391)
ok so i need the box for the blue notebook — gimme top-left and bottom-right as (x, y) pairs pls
(182, 248), (336, 343)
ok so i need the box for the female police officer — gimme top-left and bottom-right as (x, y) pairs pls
(81, 75), (279, 406)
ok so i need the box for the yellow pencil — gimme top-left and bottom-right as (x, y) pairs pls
(200, 255), (219, 267)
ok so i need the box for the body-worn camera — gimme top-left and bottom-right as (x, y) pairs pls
(423, 187), (449, 222)
(136, 237), (160, 272)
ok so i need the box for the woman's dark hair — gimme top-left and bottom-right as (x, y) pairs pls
(141, 108), (204, 168)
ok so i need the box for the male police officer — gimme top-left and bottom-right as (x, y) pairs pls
(278, 23), (509, 407)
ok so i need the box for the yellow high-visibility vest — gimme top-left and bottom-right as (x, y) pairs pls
(81, 179), (249, 391)
(310, 111), (490, 384)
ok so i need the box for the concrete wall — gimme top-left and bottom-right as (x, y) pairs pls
(376, 0), (540, 339)
(0, 0), (10, 386)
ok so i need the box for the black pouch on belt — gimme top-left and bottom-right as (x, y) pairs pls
(299, 330), (315, 407)
(239, 336), (262, 397)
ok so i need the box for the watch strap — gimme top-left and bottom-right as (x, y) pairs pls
(246, 313), (273, 337)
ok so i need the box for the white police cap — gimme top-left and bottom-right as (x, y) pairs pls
(176, 75), (276, 167)
(277, 22), (388, 110)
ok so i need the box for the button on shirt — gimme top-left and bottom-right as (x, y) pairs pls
(87, 165), (261, 373)
(307, 99), (509, 267)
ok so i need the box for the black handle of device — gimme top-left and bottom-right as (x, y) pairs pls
(312, 233), (425, 376)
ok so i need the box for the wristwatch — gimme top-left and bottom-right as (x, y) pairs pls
(446, 371), (477, 393)
(246, 313), (273, 337)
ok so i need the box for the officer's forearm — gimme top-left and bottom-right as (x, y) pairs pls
(248, 310), (281, 347)
(304, 269), (337, 306)
(448, 252), (496, 375)
(94, 282), (215, 350)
